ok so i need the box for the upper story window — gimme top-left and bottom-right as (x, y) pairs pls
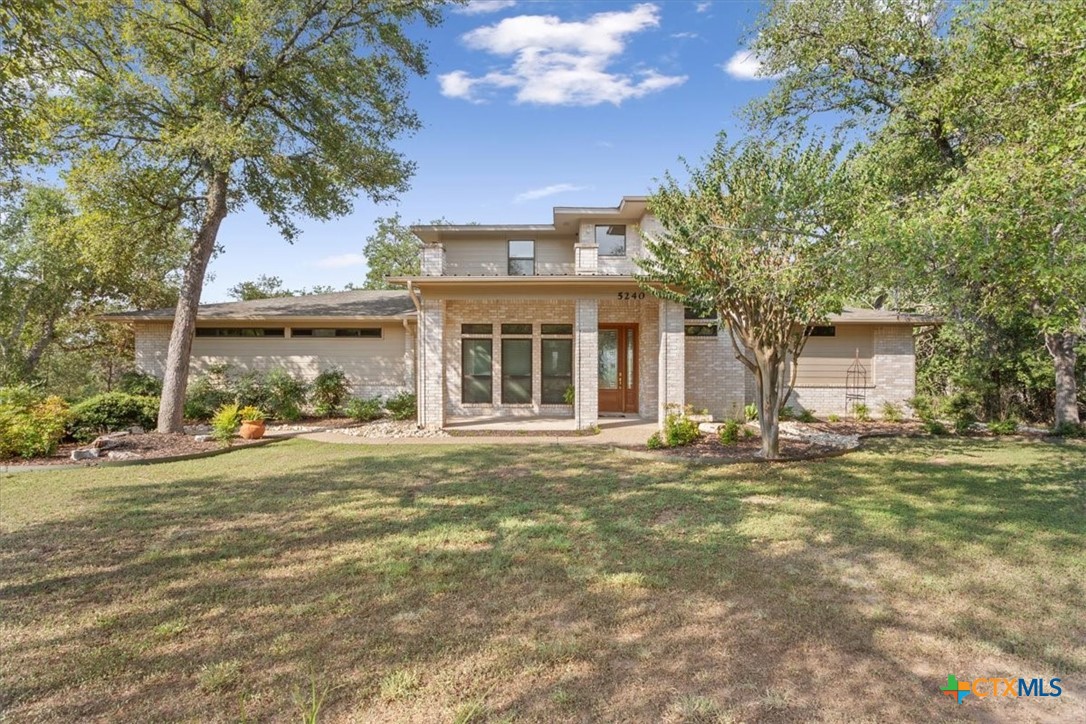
(195, 327), (284, 337)
(508, 240), (535, 276)
(291, 328), (381, 338)
(806, 325), (836, 337)
(595, 224), (627, 257)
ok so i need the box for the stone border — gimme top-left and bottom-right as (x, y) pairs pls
(0, 437), (284, 474)
(612, 442), (857, 465)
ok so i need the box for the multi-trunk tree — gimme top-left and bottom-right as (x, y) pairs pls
(28, 0), (449, 432)
(638, 135), (856, 459)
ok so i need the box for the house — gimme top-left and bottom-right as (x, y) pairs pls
(109, 196), (935, 429)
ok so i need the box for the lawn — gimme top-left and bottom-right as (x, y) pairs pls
(1, 438), (1083, 722)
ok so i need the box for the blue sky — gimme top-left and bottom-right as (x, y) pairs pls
(204, 0), (775, 301)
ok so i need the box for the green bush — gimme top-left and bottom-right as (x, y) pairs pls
(0, 387), (70, 459)
(646, 431), (664, 449)
(311, 369), (350, 416)
(229, 371), (270, 409)
(718, 419), (741, 445)
(117, 370), (162, 397)
(923, 419), (949, 435)
(384, 392), (417, 421)
(797, 409), (817, 423)
(778, 405), (796, 421)
(211, 403), (242, 444)
(663, 410), (701, 447)
(1050, 421), (1085, 438)
(943, 392), (978, 435)
(345, 396), (384, 422)
(184, 375), (232, 421)
(880, 401), (904, 423)
(852, 403), (871, 422)
(265, 369), (308, 421)
(744, 403), (758, 422)
(826, 413), (840, 423)
(987, 418), (1018, 435)
(69, 392), (159, 441)
(908, 395), (936, 422)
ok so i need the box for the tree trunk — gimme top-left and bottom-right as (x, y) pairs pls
(755, 350), (782, 459)
(1046, 330), (1080, 427)
(156, 172), (229, 433)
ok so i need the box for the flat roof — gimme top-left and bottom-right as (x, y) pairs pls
(102, 289), (416, 322)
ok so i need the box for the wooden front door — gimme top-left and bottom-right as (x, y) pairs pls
(599, 324), (638, 413)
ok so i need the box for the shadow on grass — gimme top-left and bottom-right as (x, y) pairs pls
(1, 438), (1083, 721)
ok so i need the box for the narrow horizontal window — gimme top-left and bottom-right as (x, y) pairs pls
(541, 324), (573, 335)
(541, 339), (572, 404)
(195, 328), (284, 337)
(508, 239), (535, 276)
(461, 323), (493, 335)
(501, 323), (532, 335)
(462, 338), (493, 404)
(806, 325), (836, 337)
(502, 338), (532, 404)
(291, 328), (381, 338)
(595, 224), (626, 256)
(684, 324), (718, 337)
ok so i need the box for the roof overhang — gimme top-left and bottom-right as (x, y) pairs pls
(101, 313), (416, 323)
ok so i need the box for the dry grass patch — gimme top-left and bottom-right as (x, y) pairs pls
(1, 437), (1083, 721)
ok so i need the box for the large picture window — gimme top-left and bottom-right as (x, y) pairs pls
(595, 224), (626, 256)
(541, 339), (572, 404)
(501, 338), (532, 404)
(462, 339), (493, 404)
(508, 240), (535, 276)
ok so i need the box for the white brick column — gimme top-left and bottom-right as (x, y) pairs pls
(872, 325), (916, 415)
(418, 298), (445, 428)
(574, 299), (599, 430)
(576, 223), (598, 275)
(421, 243), (445, 276)
(658, 301), (685, 426)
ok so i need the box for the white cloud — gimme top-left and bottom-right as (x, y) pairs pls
(454, 1), (516, 15)
(312, 253), (367, 269)
(438, 3), (687, 106)
(513, 183), (587, 203)
(723, 49), (778, 81)
(670, 31), (698, 39)
(695, 2), (711, 13)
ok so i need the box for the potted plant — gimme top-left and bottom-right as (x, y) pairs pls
(238, 406), (266, 440)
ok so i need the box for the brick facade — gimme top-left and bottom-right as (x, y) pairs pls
(684, 327), (749, 420)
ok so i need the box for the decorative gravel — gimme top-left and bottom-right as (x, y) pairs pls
(324, 420), (449, 438)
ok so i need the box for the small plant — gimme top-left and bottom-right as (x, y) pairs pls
(379, 668), (421, 702)
(797, 409), (817, 423)
(384, 391), (417, 421)
(239, 405), (264, 422)
(742, 425), (755, 438)
(907, 395), (936, 422)
(0, 387), (70, 459)
(826, 413), (840, 423)
(345, 396), (384, 422)
(852, 403), (871, 422)
(718, 418), (741, 445)
(264, 369), (308, 421)
(944, 391), (978, 435)
(562, 384), (575, 405)
(987, 418), (1018, 435)
(646, 431), (665, 449)
(662, 408), (701, 447)
(744, 403), (758, 422)
(311, 368), (350, 416)
(1051, 421), (1085, 438)
(923, 419), (949, 435)
(880, 401), (904, 423)
(294, 677), (338, 724)
(198, 660), (241, 693)
(184, 375), (232, 421)
(211, 402), (242, 444)
(778, 405), (795, 421)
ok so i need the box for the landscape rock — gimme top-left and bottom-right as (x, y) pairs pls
(327, 420), (449, 439)
(127, 426), (145, 435)
(106, 451), (140, 460)
(90, 435), (124, 450)
(71, 448), (101, 461)
(184, 424), (212, 435)
(194, 434), (214, 443)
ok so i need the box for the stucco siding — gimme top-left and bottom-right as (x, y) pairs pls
(793, 326), (875, 387)
(443, 238), (575, 276)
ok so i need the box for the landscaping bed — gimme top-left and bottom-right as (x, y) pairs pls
(621, 433), (840, 461)
(0, 431), (265, 467)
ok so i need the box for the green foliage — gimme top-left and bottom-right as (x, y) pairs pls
(239, 406), (264, 422)
(852, 404), (871, 422)
(880, 402), (904, 423)
(227, 275), (296, 301)
(69, 392), (158, 441)
(944, 392), (979, 435)
(908, 395), (937, 423)
(1050, 422), (1085, 438)
(211, 403), (242, 444)
(563, 385), (575, 406)
(311, 369), (350, 417)
(345, 397), (384, 423)
(264, 369), (308, 422)
(923, 419), (949, 436)
(184, 376), (232, 422)
(662, 410), (701, 448)
(987, 418), (1018, 436)
(826, 413), (841, 423)
(797, 409), (817, 423)
(0, 386), (70, 459)
(778, 406), (795, 421)
(362, 215), (423, 290)
(117, 370), (162, 397)
(646, 431), (665, 450)
(744, 404), (759, 422)
(384, 392), (417, 421)
(718, 419), (741, 445)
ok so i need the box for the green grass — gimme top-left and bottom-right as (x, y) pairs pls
(1, 438), (1084, 721)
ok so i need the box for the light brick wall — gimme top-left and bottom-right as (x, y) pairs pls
(421, 243), (445, 276)
(134, 322), (171, 378)
(657, 300), (685, 426)
(684, 327), (749, 420)
(575, 244), (598, 275)
(598, 296), (660, 418)
(403, 321), (416, 391)
(418, 298), (445, 428)
(574, 299), (599, 429)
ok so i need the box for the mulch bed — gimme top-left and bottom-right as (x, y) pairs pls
(802, 420), (927, 437)
(2, 432), (262, 468)
(621, 434), (840, 462)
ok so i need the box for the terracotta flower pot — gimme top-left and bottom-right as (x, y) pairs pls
(239, 420), (266, 440)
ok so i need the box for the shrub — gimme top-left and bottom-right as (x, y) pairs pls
(69, 392), (158, 441)
(744, 403), (758, 422)
(117, 370), (162, 397)
(184, 375), (232, 421)
(0, 387), (70, 459)
(646, 431), (665, 449)
(384, 392), (417, 421)
(778, 405), (795, 421)
(311, 368), (350, 416)
(923, 419), (949, 435)
(1051, 421), (1085, 438)
(265, 369), (308, 421)
(211, 403), (242, 444)
(908, 395), (936, 422)
(229, 371), (270, 410)
(345, 396), (384, 422)
(562, 385), (575, 405)
(881, 401), (904, 423)
(239, 405), (264, 422)
(852, 403), (871, 422)
(662, 409), (701, 447)
(718, 418), (741, 445)
(797, 409), (817, 423)
(826, 413), (840, 423)
(987, 418), (1018, 435)
(944, 391), (978, 435)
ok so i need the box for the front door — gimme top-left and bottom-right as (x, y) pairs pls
(599, 324), (638, 413)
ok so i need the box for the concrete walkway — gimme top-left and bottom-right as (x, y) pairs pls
(297, 417), (657, 446)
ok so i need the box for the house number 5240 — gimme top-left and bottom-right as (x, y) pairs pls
(617, 292), (645, 300)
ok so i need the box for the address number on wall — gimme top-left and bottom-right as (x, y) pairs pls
(617, 292), (646, 300)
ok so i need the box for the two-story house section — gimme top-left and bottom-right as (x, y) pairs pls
(108, 196), (935, 430)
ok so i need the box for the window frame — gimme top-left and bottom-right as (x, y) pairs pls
(500, 337), (533, 405)
(541, 338), (573, 405)
(289, 327), (382, 339)
(194, 327), (285, 338)
(461, 337), (494, 404)
(507, 239), (535, 276)
(595, 224), (627, 257)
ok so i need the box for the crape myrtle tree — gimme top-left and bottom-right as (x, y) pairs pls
(31, 0), (452, 433)
(637, 135), (856, 459)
